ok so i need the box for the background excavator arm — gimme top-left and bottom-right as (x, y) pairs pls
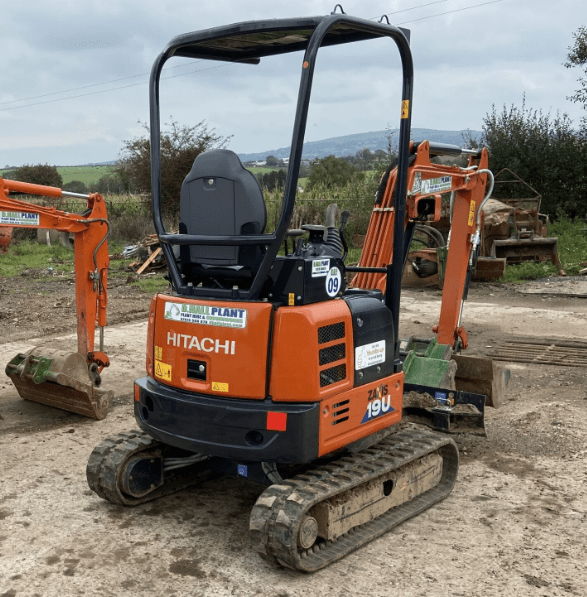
(351, 140), (493, 351)
(0, 177), (112, 419)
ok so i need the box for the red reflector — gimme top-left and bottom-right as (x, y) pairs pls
(134, 384), (140, 402)
(267, 411), (287, 432)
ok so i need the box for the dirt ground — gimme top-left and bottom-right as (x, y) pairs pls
(0, 271), (586, 597)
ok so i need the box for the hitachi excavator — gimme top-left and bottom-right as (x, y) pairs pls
(0, 177), (112, 419)
(86, 10), (503, 571)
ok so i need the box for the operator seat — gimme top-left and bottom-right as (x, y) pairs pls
(178, 149), (267, 288)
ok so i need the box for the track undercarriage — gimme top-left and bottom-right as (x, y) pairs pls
(87, 425), (458, 572)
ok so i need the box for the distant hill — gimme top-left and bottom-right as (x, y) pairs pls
(238, 128), (482, 162)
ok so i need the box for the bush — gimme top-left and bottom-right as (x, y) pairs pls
(95, 174), (126, 195)
(115, 119), (230, 218)
(482, 97), (587, 219)
(62, 180), (88, 194)
(12, 164), (63, 188)
(305, 155), (365, 191)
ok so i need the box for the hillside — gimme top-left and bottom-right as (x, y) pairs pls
(238, 128), (482, 162)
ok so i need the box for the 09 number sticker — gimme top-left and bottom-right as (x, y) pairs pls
(325, 267), (342, 297)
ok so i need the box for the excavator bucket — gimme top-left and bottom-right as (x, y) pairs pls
(0, 226), (13, 252)
(451, 353), (510, 409)
(5, 347), (112, 419)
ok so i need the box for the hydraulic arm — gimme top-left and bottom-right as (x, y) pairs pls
(1, 177), (112, 419)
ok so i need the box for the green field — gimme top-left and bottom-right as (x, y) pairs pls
(1, 165), (115, 186)
(57, 165), (115, 185)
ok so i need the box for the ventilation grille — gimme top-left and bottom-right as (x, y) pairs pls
(320, 364), (346, 388)
(319, 343), (346, 366)
(318, 322), (345, 344)
(331, 399), (350, 426)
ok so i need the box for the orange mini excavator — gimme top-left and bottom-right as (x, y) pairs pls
(0, 177), (112, 419)
(87, 10), (495, 571)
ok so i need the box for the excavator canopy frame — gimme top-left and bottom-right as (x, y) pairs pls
(149, 13), (413, 350)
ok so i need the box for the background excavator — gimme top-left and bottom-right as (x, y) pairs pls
(0, 177), (112, 419)
(351, 140), (509, 409)
(87, 10), (505, 571)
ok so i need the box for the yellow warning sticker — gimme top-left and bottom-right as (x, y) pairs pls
(155, 360), (172, 382)
(288, 293), (295, 306)
(401, 99), (410, 119)
(155, 345), (162, 360)
(212, 382), (229, 392)
(468, 200), (476, 226)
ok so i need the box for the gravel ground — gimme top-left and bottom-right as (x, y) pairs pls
(0, 275), (586, 597)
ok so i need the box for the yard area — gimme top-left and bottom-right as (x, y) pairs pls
(0, 270), (586, 596)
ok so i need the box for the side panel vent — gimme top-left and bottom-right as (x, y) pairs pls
(319, 343), (346, 366)
(318, 322), (345, 344)
(331, 398), (350, 426)
(320, 364), (346, 388)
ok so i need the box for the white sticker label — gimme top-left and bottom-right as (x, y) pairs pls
(411, 172), (422, 194)
(325, 267), (341, 297)
(355, 340), (386, 370)
(0, 211), (40, 226)
(164, 301), (247, 329)
(312, 259), (330, 277)
(420, 176), (452, 194)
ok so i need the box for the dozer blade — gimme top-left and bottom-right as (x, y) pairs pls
(403, 383), (486, 435)
(5, 347), (112, 419)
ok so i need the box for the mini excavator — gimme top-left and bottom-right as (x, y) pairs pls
(87, 11), (499, 571)
(0, 178), (112, 419)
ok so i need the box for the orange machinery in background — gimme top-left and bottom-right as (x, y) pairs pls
(0, 177), (112, 419)
(351, 140), (494, 351)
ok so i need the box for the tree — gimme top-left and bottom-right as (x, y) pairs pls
(12, 164), (63, 188)
(62, 180), (88, 194)
(95, 174), (126, 195)
(265, 155), (280, 167)
(565, 26), (587, 132)
(258, 169), (286, 191)
(306, 155), (364, 191)
(116, 119), (229, 217)
(482, 97), (587, 219)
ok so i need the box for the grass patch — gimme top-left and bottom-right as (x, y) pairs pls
(0, 165), (115, 186)
(0, 242), (75, 277)
(57, 165), (115, 186)
(130, 276), (170, 293)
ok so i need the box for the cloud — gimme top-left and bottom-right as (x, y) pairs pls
(0, 0), (585, 168)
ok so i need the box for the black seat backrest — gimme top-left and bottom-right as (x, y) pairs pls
(179, 149), (266, 268)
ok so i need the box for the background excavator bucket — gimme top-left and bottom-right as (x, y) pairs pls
(5, 347), (112, 419)
(451, 353), (510, 408)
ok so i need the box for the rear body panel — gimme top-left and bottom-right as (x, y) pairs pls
(151, 295), (272, 399)
(137, 292), (403, 463)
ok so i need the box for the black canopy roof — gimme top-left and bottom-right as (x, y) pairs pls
(165, 17), (408, 64)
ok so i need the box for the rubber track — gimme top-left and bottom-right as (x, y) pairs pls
(86, 430), (203, 506)
(249, 426), (458, 572)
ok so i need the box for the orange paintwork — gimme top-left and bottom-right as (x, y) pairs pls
(0, 177), (110, 370)
(148, 292), (405, 457)
(151, 294), (273, 399)
(351, 141), (490, 349)
(146, 295), (157, 377)
(318, 372), (403, 456)
(269, 299), (353, 402)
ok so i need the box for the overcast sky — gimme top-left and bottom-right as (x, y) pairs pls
(1, 0), (585, 168)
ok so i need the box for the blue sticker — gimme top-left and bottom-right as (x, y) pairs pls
(237, 464), (248, 477)
(434, 391), (451, 406)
